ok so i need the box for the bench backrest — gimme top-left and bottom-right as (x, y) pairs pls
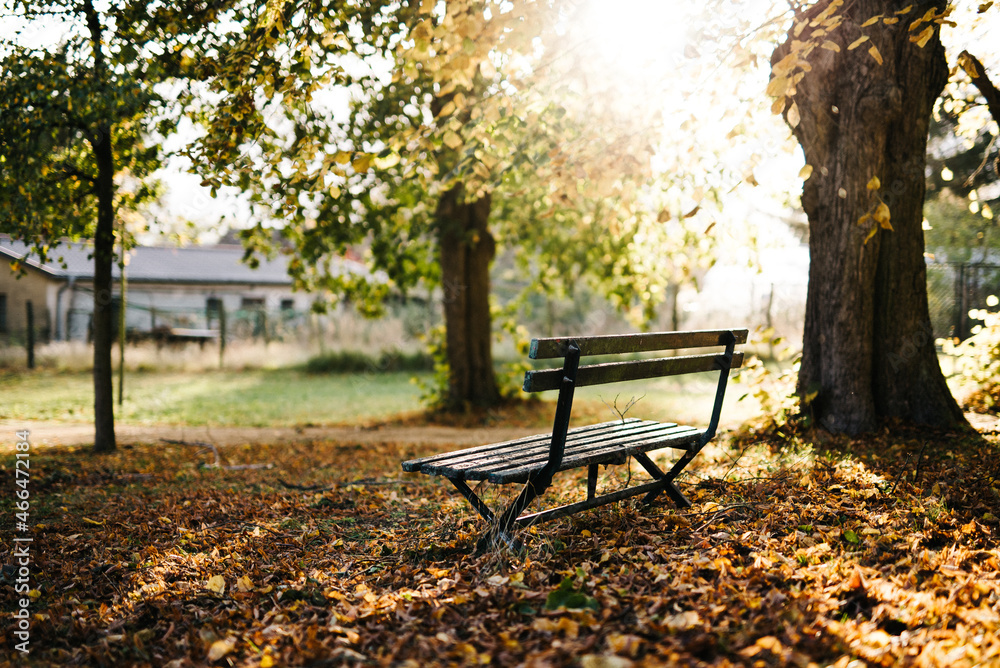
(522, 329), (748, 393)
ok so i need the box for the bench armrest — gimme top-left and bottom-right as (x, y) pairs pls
(698, 330), (737, 448)
(542, 342), (581, 481)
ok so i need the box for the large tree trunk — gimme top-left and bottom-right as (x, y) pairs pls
(436, 186), (501, 410)
(92, 121), (117, 452)
(778, 0), (966, 434)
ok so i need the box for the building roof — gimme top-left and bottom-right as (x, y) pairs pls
(0, 237), (366, 286)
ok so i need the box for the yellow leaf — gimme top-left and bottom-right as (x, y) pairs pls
(959, 52), (980, 78)
(328, 185), (341, 198)
(237, 575), (253, 592)
(206, 575), (226, 595)
(847, 35), (870, 50)
(979, 2), (994, 13)
(869, 45), (883, 65)
(333, 151), (352, 165)
(896, 4), (914, 14)
(874, 202), (892, 229)
(882, 16), (899, 24)
(838, 187), (847, 199)
(443, 130), (463, 149)
(787, 102), (801, 128)
(207, 639), (235, 662)
(858, 213), (872, 227)
(437, 100), (456, 118)
(772, 53), (798, 77)
(771, 96), (787, 115)
(352, 154), (372, 173)
(861, 15), (882, 27)
(261, 656), (275, 668)
(82, 517), (104, 526)
(821, 40), (841, 52)
(373, 152), (400, 169)
(867, 176), (881, 190)
(913, 25), (934, 48)
(864, 225), (879, 244)
(663, 610), (701, 630)
(799, 164), (814, 179)
(766, 76), (789, 97)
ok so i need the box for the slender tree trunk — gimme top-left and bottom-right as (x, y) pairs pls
(436, 186), (501, 410)
(85, 0), (116, 451)
(777, 0), (966, 434)
(92, 121), (117, 452)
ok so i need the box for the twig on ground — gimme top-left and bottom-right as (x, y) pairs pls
(690, 503), (760, 532)
(160, 438), (273, 471)
(913, 441), (929, 486)
(884, 453), (913, 498)
(278, 478), (410, 492)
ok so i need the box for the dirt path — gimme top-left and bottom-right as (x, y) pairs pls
(4, 413), (997, 449)
(0, 419), (540, 448)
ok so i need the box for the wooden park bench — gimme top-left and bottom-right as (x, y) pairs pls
(402, 328), (747, 551)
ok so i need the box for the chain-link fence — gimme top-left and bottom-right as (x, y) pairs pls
(927, 262), (1000, 341)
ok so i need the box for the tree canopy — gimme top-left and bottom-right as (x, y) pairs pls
(0, 0), (244, 450)
(187, 0), (728, 409)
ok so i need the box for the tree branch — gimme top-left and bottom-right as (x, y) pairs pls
(958, 51), (1000, 128)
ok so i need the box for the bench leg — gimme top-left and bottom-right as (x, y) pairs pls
(587, 464), (598, 500)
(448, 478), (495, 523)
(633, 452), (692, 509)
(448, 478), (528, 553)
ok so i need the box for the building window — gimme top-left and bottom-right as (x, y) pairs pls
(241, 297), (265, 311)
(206, 297), (223, 327)
(0, 293), (6, 333)
(280, 298), (295, 312)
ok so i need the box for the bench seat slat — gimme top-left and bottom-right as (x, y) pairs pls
(493, 427), (700, 484)
(407, 419), (663, 473)
(402, 419), (700, 484)
(524, 351), (745, 393)
(401, 419), (657, 473)
(403, 419), (656, 474)
(529, 328), (749, 359)
(420, 421), (688, 478)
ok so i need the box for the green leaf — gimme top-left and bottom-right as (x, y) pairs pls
(544, 577), (600, 611)
(843, 529), (859, 544)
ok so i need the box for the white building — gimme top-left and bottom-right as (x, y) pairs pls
(0, 237), (365, 343)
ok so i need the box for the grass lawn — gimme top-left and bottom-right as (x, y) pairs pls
(0, 369), (429, 426)
(1, 367), (759, 430)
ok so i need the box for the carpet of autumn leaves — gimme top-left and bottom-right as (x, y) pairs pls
(2, 416), (1000, 667)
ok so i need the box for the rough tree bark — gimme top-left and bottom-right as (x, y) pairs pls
(436, 186), (501, 410)
(85, 0), (116, 452)
(777, 0), (966, 434)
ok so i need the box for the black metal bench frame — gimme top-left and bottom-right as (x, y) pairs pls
(402, 328), (747, 551)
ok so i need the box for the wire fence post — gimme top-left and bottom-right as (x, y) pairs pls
(219, 303), (226, 369)
(118, 262), (127, 407)
(25, 300), (35, 370)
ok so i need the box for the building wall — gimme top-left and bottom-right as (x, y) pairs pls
(58, 281), (310, 340)
(0, 266), (56, 343)
(1, 258), (310, 343)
